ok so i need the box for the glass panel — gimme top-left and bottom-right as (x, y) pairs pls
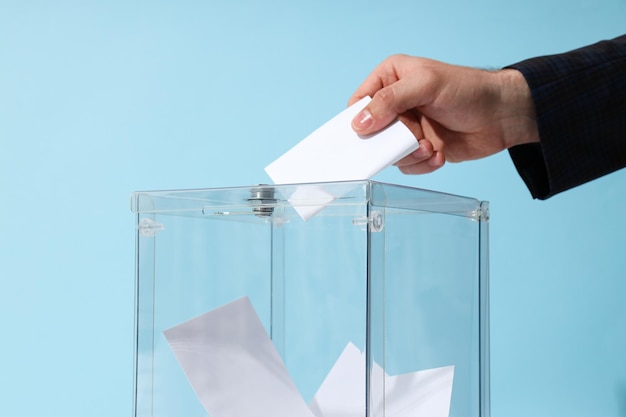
(368, 182), (486, 417)
(133, 182), (371, 417)
(136, 212), (275, 417)
(281, 204), (368, 401)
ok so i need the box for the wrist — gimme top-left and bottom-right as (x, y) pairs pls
(496, 69), (539, 148)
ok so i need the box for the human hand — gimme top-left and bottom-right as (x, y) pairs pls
(349, 55), (539, 174)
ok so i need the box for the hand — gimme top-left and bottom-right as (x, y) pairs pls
(349, 55), (539, 174)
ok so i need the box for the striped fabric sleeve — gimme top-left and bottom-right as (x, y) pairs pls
(506, 34), (626, 199)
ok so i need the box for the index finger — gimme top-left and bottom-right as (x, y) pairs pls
(348, 75), (386, 106)
(348, 57), (402, 106)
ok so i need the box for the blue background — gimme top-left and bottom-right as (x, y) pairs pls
(1, 1), (625, 416)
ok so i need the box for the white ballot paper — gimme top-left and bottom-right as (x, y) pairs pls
(265, 96), (419, 220)
(164, 297), (454, 417)
(163, 297), (316, 417)
(310, 343), (454, 417)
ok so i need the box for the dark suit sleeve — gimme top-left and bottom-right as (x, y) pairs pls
(506, 35), (626, 199)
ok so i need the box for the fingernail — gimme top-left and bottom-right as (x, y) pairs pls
(414, 144), (431, 159)
(353, 109), (373, 130)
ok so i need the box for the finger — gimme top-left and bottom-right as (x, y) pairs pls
(348, 61), (392, 106)
(394, 139), (434, 167)
(348, 77), (384, 106)
(352, 76), (431, 136)
(398, 150), (445, 175)
(351, 84), (403, 134)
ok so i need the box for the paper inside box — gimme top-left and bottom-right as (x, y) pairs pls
(164, 297), (454, 417)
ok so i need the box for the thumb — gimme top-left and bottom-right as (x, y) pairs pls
(351, 84), (411, 136)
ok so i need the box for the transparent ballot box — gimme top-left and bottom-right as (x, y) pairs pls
(131, 180), (490, 417)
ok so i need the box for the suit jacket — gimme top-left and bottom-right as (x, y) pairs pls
(506, 34), (626, 199)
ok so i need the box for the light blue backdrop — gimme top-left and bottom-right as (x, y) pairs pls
(1, 1), (625, 416)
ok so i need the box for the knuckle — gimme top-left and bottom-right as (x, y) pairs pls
(373, 86), (397, 110)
